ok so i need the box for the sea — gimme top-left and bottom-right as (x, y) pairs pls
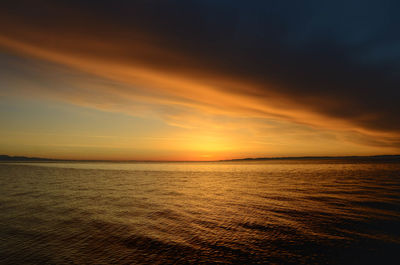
(0, 159), (399, 264)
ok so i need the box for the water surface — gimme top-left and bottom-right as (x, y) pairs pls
(1, 160), (399, 264)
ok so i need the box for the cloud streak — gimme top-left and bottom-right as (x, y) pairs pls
(1, 0), (399, 155)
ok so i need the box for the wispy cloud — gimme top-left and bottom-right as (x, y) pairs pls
(0, 1), (399, 158)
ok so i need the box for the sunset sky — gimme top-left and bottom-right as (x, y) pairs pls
(1, 1), (399, 160)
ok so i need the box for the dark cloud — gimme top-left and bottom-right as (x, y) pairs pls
(1, 0), (400, 137)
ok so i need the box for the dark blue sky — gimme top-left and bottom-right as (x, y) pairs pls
(0, 0), (399, 158)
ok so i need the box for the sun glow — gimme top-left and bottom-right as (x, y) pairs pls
(1, 3), (399, 161)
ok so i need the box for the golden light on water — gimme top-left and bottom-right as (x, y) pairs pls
(1, 2), (400, 264)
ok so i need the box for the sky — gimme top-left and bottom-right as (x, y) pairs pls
(0, 0), (399, 160)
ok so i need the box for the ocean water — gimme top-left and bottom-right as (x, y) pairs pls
(0, 160), (399, 264)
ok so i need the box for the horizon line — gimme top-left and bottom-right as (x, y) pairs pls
(1, 154), (400, 163)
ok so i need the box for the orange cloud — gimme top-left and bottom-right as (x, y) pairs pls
(0, 6), (399, 159)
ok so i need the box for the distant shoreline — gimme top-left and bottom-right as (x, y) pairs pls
(1, 154), (399, 163)
(221, 155), (400, 162)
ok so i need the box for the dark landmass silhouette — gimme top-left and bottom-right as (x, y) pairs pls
(0, 155), (58, 162)
(220, 155), (400, 162)
(1, 154), (400, 162)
